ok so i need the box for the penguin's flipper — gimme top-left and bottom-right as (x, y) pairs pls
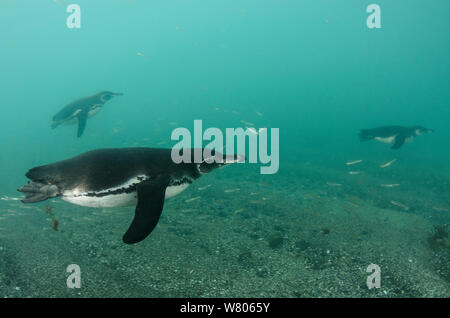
(392, 134), (406, 149)
(76, 110), (88, 137)
(122, 177), (169, 244)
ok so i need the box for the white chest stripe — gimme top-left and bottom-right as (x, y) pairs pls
(375, 136), (396, 144)
(63, 192), (137, 208)
(63, 174), (148, 198)
(61, 177), (191, 208)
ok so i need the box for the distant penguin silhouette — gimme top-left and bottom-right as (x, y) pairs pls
(51, 91), (123, 137)
(359, 125), (433, 149)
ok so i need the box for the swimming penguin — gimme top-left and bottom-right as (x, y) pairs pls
(51, 91), (123, 137)
(18, 148), (244, 244)
(358, 125), (433, 149)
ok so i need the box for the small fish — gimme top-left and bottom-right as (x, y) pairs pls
(234, 208), (245, 214)
(380, 159), (397, 168)
(348, 171), (363, 175)
(391, 200), (409, 211)
(255, 111), (263, 117)
(247, 127), (258, 135)
(326, 182), (342, 187)
(1, 196), (20, 201)
(432, 206), (449, 212)
(346, 160), (363, 166)
(240, 120), (254, 126)
(112, 127), (123, 134)
(224, 188), (240, 193)
(52, 0), (68, 6)
(381, 184), (400, 188)
(198, 184), (211, 191)
(137, 52), (151, 58)
(346, 201), (361, 208)
(185, 196), (201, 203)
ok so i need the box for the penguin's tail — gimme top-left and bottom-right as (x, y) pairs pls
(17, 181), (60, 203)
(358, 129), (374, 142)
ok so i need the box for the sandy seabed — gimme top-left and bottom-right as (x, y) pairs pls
(0, 159), (449, 298)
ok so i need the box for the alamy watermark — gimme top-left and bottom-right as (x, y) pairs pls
(63, 3), (381, 30)
(66, 264), (81, 288)
(366, 263), (381, 289)
(366, 4), (381, 29)
(66, 4), (81, 29)
(171, 120), (279, 174)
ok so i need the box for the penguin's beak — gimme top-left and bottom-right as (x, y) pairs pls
(197, 151), (245, 174)
(201, 150), (245, 165)
(223, 154), (246, 165)
(113, 93), (124, 96)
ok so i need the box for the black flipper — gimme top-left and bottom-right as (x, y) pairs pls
(122, 177), (169, 244)
(77, 110), (88, 137)
(392, 134), (406, 149)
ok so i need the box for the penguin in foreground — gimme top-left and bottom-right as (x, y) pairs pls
(18, 148), (244, 244)
(358, 125), (433, 149)
(51, 91), (123, 137)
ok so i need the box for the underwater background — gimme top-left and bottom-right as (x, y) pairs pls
(0, 0), (449, 297)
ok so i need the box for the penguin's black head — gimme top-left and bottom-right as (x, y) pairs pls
(412, 126), (433, 136)
(197, 149), (245, 174)
(99, 91), (123, 103)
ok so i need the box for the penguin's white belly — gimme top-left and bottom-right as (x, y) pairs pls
(375, 136), (396, 144)
(62, 109), (83, 126)
(62, 183), (190, 208)
(88, 107), (102, 118)
(62, 192), (137, 208)
(62, 107), (102, 126)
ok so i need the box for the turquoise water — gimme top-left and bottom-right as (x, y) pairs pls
(0, 0), (449, 297)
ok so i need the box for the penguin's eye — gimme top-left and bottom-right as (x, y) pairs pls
(103, 95), (112, 101)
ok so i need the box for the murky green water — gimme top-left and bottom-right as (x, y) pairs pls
(0, 0), (448, 297)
